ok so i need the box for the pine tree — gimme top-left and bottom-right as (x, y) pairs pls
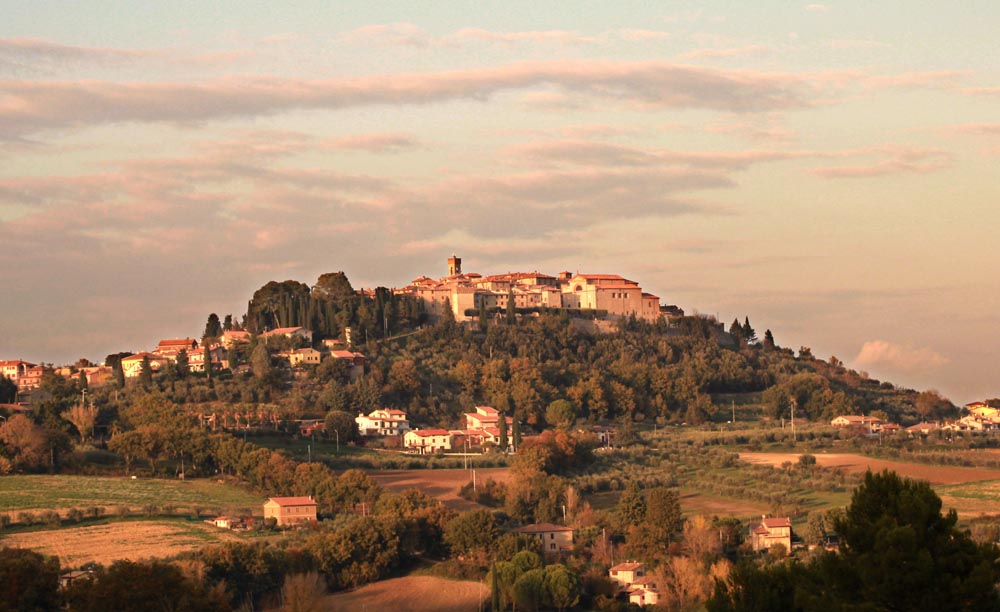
(764, 329), (776, 350)
(175, 349), (189, 378)
(506, 288), (516, 324)
(743, 316), (758, 345)
(203, 313), (222, 340)
(729, 318), (744, 342)
(491, 562), (501, 611)
(512, 418), (522, 452)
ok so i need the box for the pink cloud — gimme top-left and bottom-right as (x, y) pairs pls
(323, 132), (420, 152)
(0, 60), (807, 139)
(450, 28), (596, 45)
(854, 340), (949, 372)
(952, 123), (1000, 136)
(810, 147), (953, 178)
(615, 29), (672, 42)
(675, 44), (771, 61)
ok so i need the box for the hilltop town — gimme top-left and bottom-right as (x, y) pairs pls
(2, 260), (1000, 611)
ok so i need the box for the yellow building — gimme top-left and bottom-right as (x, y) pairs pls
(263, 496), (317, 526)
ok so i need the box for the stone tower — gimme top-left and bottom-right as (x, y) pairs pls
(448, 254), (462, 276)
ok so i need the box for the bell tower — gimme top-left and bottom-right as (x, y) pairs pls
(448, 254), (462, 276)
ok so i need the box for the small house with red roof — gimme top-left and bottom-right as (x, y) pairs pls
(263, 496), (317, 526)
(750, 516), (792, 553)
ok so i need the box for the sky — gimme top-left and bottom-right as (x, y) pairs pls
(1, 1), (997, 404)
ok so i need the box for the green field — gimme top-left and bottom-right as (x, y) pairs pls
(0, 475), (262, 514)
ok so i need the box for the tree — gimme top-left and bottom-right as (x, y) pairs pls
(139, 355), (153, 390)
(279, 571), (326, 612)
(251, 343), (272, 379)
(615, 481), (646, 533)
(0, 414), (47, 469)
(445, 509), (501, 557)
(512, 418), (522, 451)
(175, 349), (190, 378)
(63, 402), (98, 443)
(506, 288), (516, 323)
(545, 399), (576, 429)
(743, 316), (757, 345)
(204, 313), (222, 340)
(0, 376), (16, 403)
(544, 564), (581, 611)
(763, 329), (775, 350)
(512, 568), (546, 612)
(708, 470), (1000, 611)
(64, 559), (229, 612)
(497, 410), (509, 452)
(728, 318), (744, 343)
(0, 547), (61, 612)
(324, 410), (358, 444)
(223, 314), (234, 331)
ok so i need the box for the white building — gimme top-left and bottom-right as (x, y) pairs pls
(356, 409), (410, 436)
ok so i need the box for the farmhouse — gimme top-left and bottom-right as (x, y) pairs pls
(403, 429), (453, 454)
(609, 561), (646, 587)
(356, 409), (410, 436)
(263, 496), (317, 526)
(261, 326), (314, 343)
(514, 523), (574, 553)
(280, 347), (322, 367)
(750, 516), (792, 553)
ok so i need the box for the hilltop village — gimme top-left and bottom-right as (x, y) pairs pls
(396, 255), (671, 322)
(2, 259), (1000, 611)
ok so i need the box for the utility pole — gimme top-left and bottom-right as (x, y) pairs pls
(732, 400), (736, 424)
(791, 399), (796, 446)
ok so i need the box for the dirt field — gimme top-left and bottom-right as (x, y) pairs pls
(325, 575), (487, 612)
(0, 519), (241, 567)
(679, 490), (771, 518)
(740, 452), (1000, 485)
(368, 468), (511, 510)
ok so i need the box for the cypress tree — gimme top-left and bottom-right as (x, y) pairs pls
(498, 411), (509, 453)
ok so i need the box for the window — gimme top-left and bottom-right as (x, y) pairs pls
(550, 543), (556, 550)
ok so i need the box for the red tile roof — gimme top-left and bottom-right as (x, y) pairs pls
(409, 429), (451, 437)
(610, 562), (645, 572)
(759, 517), (791, 528)
(157, 338), (197, 347)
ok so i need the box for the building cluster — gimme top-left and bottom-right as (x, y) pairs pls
(2, 324), (368, 406)
(395, 255), (670, 323)
(609, 561), (659, 607)
(832, 402), (1000, 436)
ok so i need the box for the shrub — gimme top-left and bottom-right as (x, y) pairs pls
(18, 511), (36, 526)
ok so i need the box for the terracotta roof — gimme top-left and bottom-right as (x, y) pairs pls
(578, 274), (628, 280)
(409, 429), (451, 437)
(330, 350), (364, 359)
(642, 293), (659, 299)
(158, 338), (196, 347)
(476, 406), (499, 415)
(759, 517), (791, 528)
(383, 409), (407, 416)
(515, 523), (574, 534)
(121, 352), (160, 362)
(610, 562), (645, 572)
(267, 496), (316, 506)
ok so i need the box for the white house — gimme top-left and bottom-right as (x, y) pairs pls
(356, 409), (410, 436)
(403, 429), (453, 454)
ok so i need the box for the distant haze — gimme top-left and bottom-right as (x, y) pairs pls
(1, 2), (998, 404)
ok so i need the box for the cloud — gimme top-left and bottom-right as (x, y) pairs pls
(809, 146), (953, 178)
(615, 29), (671, 42)
(0, 60), (808, 139)
(824, 39), (891, 50)
(323, 133), (421, 152)
(337, 23), (431, 47)
(804, 4), (831, 12)
(450, 28), (597, 46)
(706, 116), (797, 142)
(0, 37), (150, 62)
(951, 123), (1000, 136)
(963, 86), (1000, 96)
(675, 45), (771, 61)
(854, 340), (949, 372)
